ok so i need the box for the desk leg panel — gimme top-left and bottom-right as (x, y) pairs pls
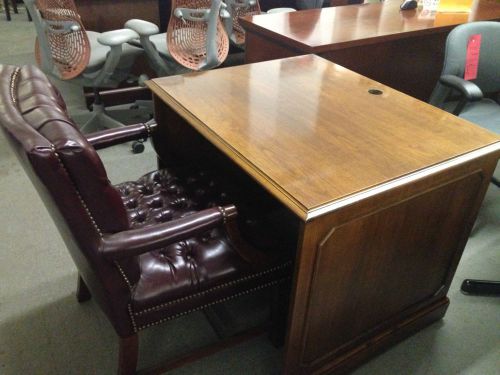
(283, 165), (492, 374)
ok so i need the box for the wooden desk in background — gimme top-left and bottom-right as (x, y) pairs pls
(147, 55), (500, 374)
(241, 0), (500, 101)
(74, 0), (296, 32)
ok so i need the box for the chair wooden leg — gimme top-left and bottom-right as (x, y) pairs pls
(11, 0), (17, 13)
(492, 176), (500, 188)
(3, 0), (11, 21)
(118, 334), (139, 375)
(76, 275), (92, 303)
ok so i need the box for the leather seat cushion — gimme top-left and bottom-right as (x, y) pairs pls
(114, 169), (291, 328)
(114, 169), (250, 310)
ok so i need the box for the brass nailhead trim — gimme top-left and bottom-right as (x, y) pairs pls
(51, 145), (103, 238)
(218, 206), (227, 224)
(114, 261), (133, 291)
(144, 121), (152, 137)
(128, 303), (138, 333)
(133, 261), (292, 316)
(51, 146), (133, 304)
(10, 67), (21, 105)
(135, 277), (290, 332)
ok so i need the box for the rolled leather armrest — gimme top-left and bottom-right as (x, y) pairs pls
(124, 19), (160, 36)
(100, 205), (237, 260)
(97, 29), (140, 47)
(86, 120), (157, 150)
(439, 75), (484, 102)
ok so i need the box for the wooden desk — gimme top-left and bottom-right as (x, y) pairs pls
(241, 0), (500, 101)
(74, 0), (296, 32)
(147, 55), (500, 374)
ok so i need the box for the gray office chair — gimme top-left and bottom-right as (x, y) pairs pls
(430, 21), (500, 297)
(429, 21), (500, 134)
(125, 0), (230, 76)
(24, 0), (145, 136)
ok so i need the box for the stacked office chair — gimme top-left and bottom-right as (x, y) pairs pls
(0, 63), (292, 374)
(125, 0), (230, 76)
(23, 0), (146, 139)
(430, 21), (500, 296)
(223, 0), (296, 49)
(223, 0), (261, 47)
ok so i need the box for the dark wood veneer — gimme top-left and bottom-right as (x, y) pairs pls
(241, 0), (500, 100)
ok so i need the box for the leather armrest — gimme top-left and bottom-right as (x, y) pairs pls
(439, 75), (484, 102)
(124, 19), (159, 36)
(100, 205), (237, 260)
(97, 29), (140, 47)
(86, 120), (157, 150)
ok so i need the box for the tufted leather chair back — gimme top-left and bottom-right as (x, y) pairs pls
(0, 64), (136, 335)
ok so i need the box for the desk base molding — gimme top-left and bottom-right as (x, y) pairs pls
(312, 298), (449, 375)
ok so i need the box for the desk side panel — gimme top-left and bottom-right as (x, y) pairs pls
(284, 154), (498, 374)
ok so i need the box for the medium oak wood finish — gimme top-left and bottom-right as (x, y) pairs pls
(241, 0), (500, 100)
(147, 55), (500, 374)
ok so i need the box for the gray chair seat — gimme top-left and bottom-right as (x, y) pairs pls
(129, 33), (173, 60)
(443, 99), (500, 134)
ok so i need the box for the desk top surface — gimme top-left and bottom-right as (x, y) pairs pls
(148, 55), (499, 219)
(240, 0), (500, 52)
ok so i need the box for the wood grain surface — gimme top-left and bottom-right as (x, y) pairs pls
(147, 55), (499, 219)
(240, 0), (500, 52)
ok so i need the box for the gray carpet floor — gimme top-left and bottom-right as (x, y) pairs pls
(0, 9), (499, 375)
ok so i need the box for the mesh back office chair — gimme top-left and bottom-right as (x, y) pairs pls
(223, 0), (296, 49)
(223, 0), (261, 47)
(125, 0), (229, 76)
(429, 21), (500, 296)
(0, 64), (292, 374)
(24, 0), (144, 134)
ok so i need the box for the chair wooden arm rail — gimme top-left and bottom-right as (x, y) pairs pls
(85, 120), (157, 149)
(100, 205), (237, 260)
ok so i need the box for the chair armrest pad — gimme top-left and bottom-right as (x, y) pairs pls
(86, 121), (157, 150)
(439, 75), (484, 102)
(97, 29), (140, 47)
(100, 205), (237, 260)
(124, 19), (160, 36)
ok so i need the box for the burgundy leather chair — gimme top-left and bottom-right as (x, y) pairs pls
(0, 64), (291, 374)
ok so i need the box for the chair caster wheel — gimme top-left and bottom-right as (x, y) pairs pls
(132, 141), (145, 154)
